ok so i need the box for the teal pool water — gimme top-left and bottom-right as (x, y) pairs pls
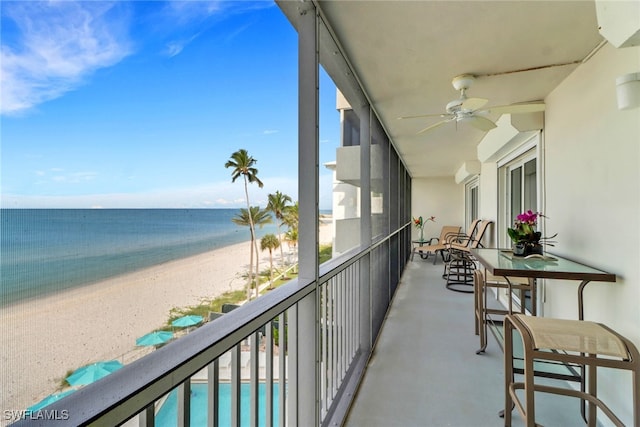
(155, 383), (280, 426)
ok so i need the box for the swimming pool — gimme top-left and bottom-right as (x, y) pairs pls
(155, 383), (281, 426)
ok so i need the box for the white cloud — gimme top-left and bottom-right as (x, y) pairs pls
(58, 171), (98, 183)
(164, 1), (225, 25)
(159, 1), (275, 57)
(1, 1), (132, 115)
(163, 33), (200, 58)
(215, 198), (244, 206)
(263, 129), (279, 135)
(32, 168), (97, 184)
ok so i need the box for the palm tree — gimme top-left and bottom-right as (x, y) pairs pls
(260, 233), (280, 290)
(282, 201), (299, 232)
(267, 191), (292, 268)
(232, 206), (272, 299)
(225, 149), (264, 295)
(282, 202), (299, 264)
(250, 207), (273, 286)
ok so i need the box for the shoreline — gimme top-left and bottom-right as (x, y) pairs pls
(1, 222), (332, 417)
(1, 239), (259, 417)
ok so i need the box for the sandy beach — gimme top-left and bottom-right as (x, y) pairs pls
(1, 222), (333, 419)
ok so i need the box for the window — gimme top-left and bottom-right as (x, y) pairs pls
(499, 140), (540, 313)
(500, 147), (538, 246)
(508, 158), (537, 224)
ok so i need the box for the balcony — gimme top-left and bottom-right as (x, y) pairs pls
(12, 231), (603, 427)
(10, 230), (406, 427)
(345, 257), (588, 427)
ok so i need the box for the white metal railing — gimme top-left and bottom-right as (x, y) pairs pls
(319, 260), (360, 420)
(11, 226), (410, 427)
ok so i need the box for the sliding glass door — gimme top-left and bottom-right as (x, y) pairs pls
(507, 156), (537, 228)
(501, 146), (539, 313)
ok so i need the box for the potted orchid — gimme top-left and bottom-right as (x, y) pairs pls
(413, 215), (435, 242)
(507, 210), (556, 256)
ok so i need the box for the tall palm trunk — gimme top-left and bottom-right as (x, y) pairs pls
(244, 177), (257, 300)
(254, 243), (260, 296)
(277, 223), (285, 268)
(268, 248), (274, 289)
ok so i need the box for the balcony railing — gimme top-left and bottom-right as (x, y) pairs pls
(12, 226), (410, 427)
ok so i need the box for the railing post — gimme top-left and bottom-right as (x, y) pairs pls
(250, 332), (259, 427)
(265, 321), (274, 427)
(278, 312), (287, 427)
(207, 360), (219, 427)
(177, 380), (190, 427)
(231, 345), (241, 426)
(138, 405), (154, 427)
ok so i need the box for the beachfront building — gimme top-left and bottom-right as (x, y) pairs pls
(13, 1), (639, 426)
(326, 90), (386, 256)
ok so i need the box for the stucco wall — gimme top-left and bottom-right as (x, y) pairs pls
(479, 162), (498, 247)
(411, 177), (463, 241)
(544, 42), (640, 421)
(544, 42), (639, 332)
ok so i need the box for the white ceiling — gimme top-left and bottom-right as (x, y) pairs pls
(314, 0), (605, 178)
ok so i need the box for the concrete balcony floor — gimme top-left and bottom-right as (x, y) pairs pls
(344, 256), (587, 427)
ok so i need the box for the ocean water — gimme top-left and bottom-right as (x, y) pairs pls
(0, 209), (280, 306)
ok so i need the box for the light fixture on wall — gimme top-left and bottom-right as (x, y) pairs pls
(616, 72), (640, 110)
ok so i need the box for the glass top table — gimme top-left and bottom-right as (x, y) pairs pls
(472, 248), (618, 422)
(471, 248), (616, 319)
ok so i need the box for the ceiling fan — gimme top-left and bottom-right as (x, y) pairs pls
(399, 74), (546, 134)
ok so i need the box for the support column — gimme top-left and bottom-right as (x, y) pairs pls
(359, 106), (372, 351)
(293, 3), (319, 426)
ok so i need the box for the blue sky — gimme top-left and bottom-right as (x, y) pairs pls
(1, 0), (339, 209)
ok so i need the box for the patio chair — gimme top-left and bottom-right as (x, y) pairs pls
(446, 218), (481, 253)
(411, 225), (461, 263)
(452, 219), (491, 253)
(443, 220), (493, 292)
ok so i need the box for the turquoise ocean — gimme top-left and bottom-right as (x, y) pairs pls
(0, 209), (282, 307)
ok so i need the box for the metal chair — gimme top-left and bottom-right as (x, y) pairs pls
(411, 225), (461, 263)
(504, 313), (639, 427)
(443, 220), (492, 293)
(473, 269), (533, 354)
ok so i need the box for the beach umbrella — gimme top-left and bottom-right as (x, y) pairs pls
(27, 390), (75, 412)
(171, 315), (203, 328)
(136, 330), (173, 347)
(66, 360), (123, 386)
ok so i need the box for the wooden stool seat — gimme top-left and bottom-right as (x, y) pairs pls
(504, 313), (640, 427)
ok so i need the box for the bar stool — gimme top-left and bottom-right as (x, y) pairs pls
(503, 313), (640, 427)
(473, 270), (533, 354)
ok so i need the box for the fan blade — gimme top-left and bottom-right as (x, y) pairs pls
(417, 118), (453, 134)
(480, 102), (546, 115)
(467, 115), (497, 131)
(398, 113), (447, 120)
(461, 97), (488, 111)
